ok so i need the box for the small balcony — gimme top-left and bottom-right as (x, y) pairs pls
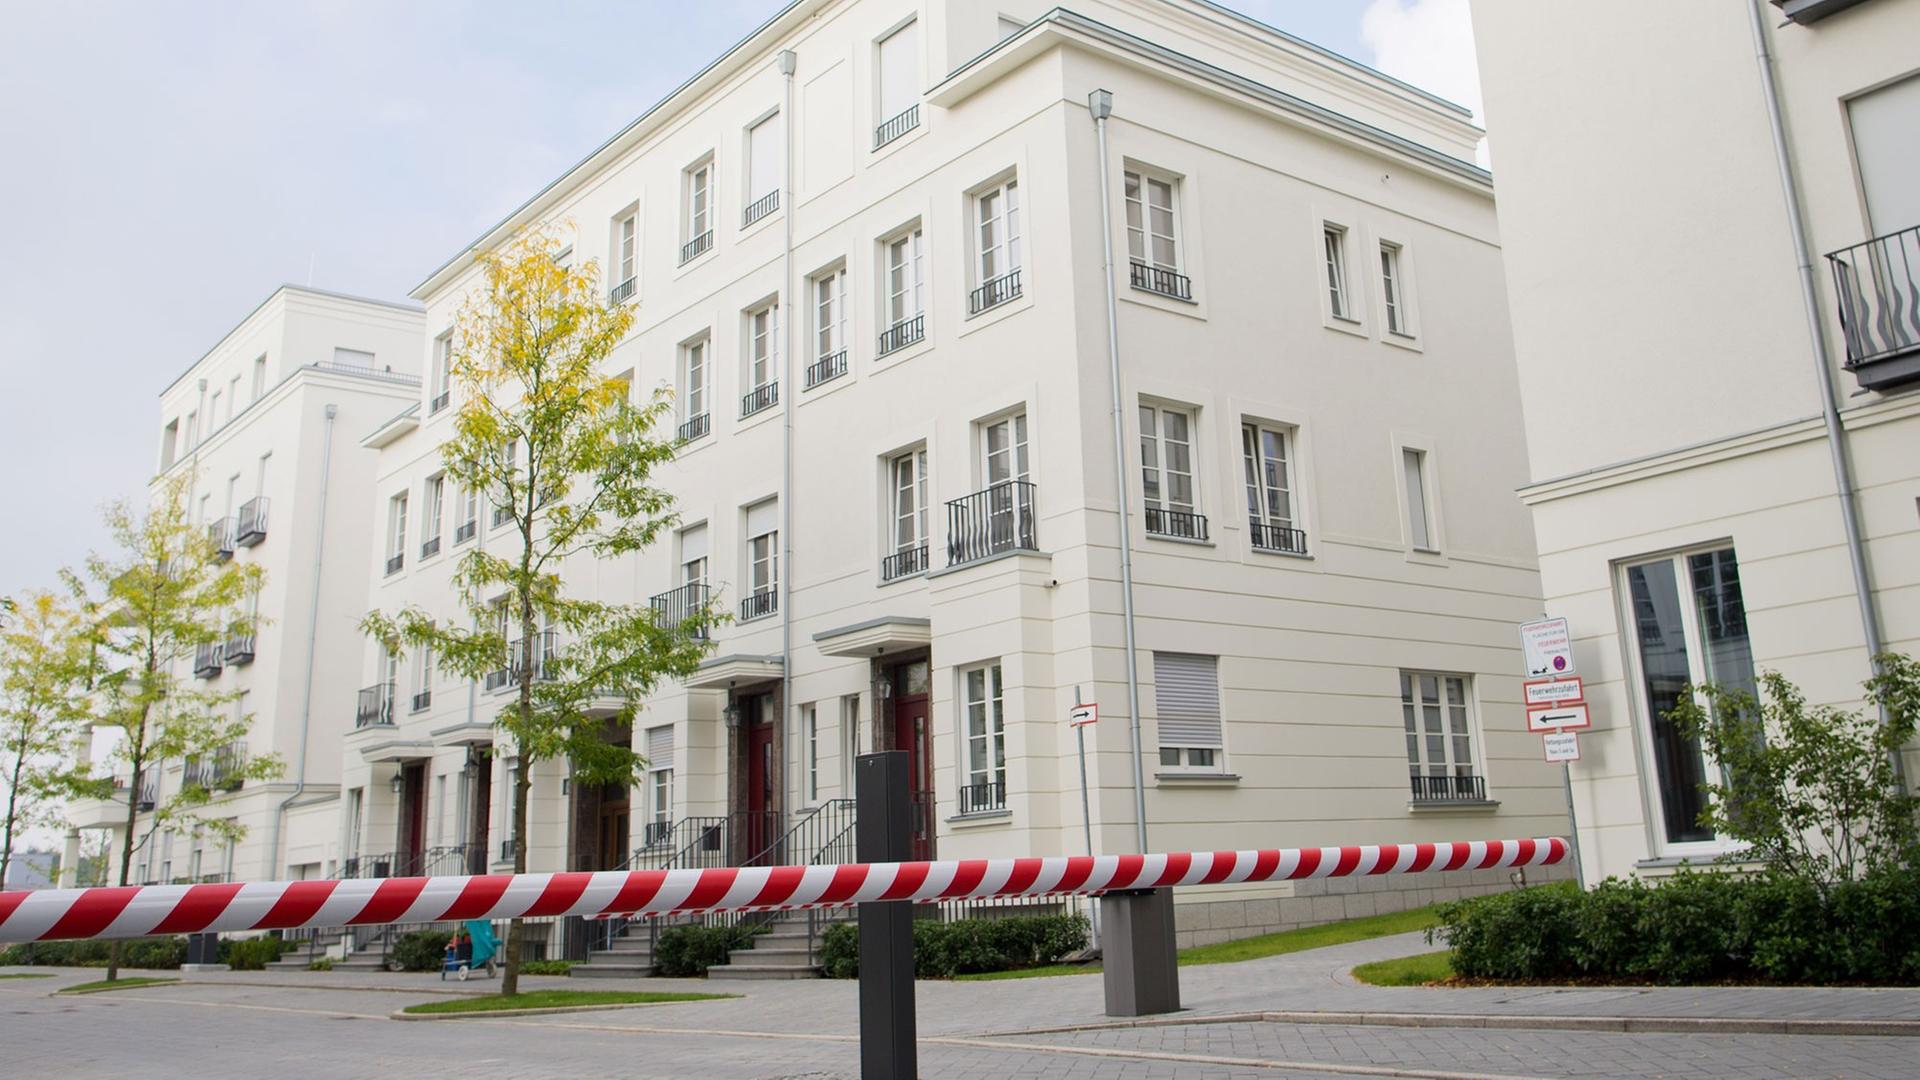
(234, 498), (268, 546)
(385, 551), (404, 576)
(874, 103), (920, 150)
(739, 588), (778, 622)
(969, 269), (1022, 315)
(609, 276), (637, 305)
(207, 519), (234, 562)
(510, 630), (559, 683)
(680, 229), (713, 265)
(1145, 506), (1209, 542)
(1410, 773), (1487, 804)
(411, 688), (432, 713)
(223, 632), (256, 666)
(430, 390), (451, 414)
(192, 641), (224, 678)
(958, 780), (1006, 816)
(184, 742), (246, 793)
(356, 682), (395, 728)
(454, 519), (477, 545)
(1130, 260), (1193, 301)
(881, 544), (928, 582)
(1249, 520), (1308, 556)
(650, 582), (712, 640)
(805, 349), (847, 390)
(678, 412), (710, 443)
(946, 480), (1038, 567)
(135, 774), (157, 812)
(420, 534), (441, 560)
(878, 314), (925, 356)
(1827, 223), (1920, 390)
(741, 381), (779, 418)
(742, 190), (779, 228)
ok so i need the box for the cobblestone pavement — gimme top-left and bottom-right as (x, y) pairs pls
(5, 931), (1919, 1078)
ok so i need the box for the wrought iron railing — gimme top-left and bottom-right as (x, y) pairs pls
(207, 519), (234, 561)
(1827, 224), (1920, 378)
(742, 190), (779, 227)
(650, 582), (713, 640)
(1145, 506), (1208, 541)
(609, 277), (637, 304)
(1409, 773), (1487, 803)
(510, 630), (558, 682)
(946, 480), (1038, 567)
(958, 780), (1006, 815)
(805, 350), (847, 389)
(680, 229), (713, 264)
(1130, 260), (1193, 301)
(411, 688), (431, 713)
(454, 519), (476, 545)
(136, 774), (157, 811)
(419, 535), (440, 560)
(969, 269), (1022, 314)
(881, 544), (928, 581)
(483, 666), (510, 693)
(192, 642), (223, 678)
(355, 682), (395, 728)
(235, 498), (268, 546)
(184, 743), (246, 792)
(223, 632), (256, 665)
(384, 552), (404, 576)
(873, 104), (919, 149)
(741, 381), (779, 418)
(1249, 520), (1308, 555)
(677, 412), (710, 443)
(877, 314), (925, 356)
(430, 390), (451, 413)
(739, 588), (777, 622)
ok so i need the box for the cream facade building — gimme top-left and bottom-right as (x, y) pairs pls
(64, 286), (425, 888)
(341, 0), (1569, 960)
(1471, 0), (1920, 884)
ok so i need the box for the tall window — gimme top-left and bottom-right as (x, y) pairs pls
(493, 440), (517, 527)
(251, 355), (267, 401)
(874, 20), (920, 147)
(421, 475), (445, 557)
(888, 448), (928, 578)
(1154, 652), (1224, 771)
(962, 662), (1006, 808)
(645, 725), (675, 844)
(227, 375), (240, 420)
(1324, 225), (1352, 320)
(455, 485), (478, 545)
(745, 112), (782, 224)
(613, 212), (638, 299)
(1380, 242), (1406, 335)
(744, 500), (778, 620)
(683, 159), (713, 260)
(1625, 547), (1754, 847)
(411, 646), (434, 712)
(813, 268), (847, 360)
(1125, 171), (1177, 272)
(184, 410), (198, 448)
(209, 390), (223, 431)
(681, 339), (709, 436)
(680, 523), (708, 588)
(1140, 404), (1198, 537)
(1401, 672), (1479, 800)
(804, 705), (820, 802)
(431, 332), (453, 412)
(385, 492), (408, 574)
(982, 413), (1029, 487)
(841, 695), (862, 794)
(973, 178), (1021, 307)
(1402, 448), (1434, 551)
(748, 303), (778, 392)
(881, 227), (925, 352)
(1242, 422), (1302, 554)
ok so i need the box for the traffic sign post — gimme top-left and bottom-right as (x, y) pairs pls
(1071, 690), (1099, 950)
(1522, 617), (1585, 889)
(1542, 731), (1580, 763)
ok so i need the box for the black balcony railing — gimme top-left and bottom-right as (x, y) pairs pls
(431, 390), (451, 413)
(881, 544), (928, 581)
(1827, 223), (1920, 389)
(742, 190), (779, 227)
(877, 314), (925, 356)
(1410, 773), (1487, 804)
(454, 519), (476, 545)
(874, 104), (920, 149)
(484, 667), (510, 693)
(510, 630), (558, 683)
(235, 498), (269, 546)
(356, 682), (395, 728)
(135, 775), (157, 812)
(184, 743), (246, 793)
(739, 588), (777, 622)
(740, 381), (779, 418)
(223, 632), (256, 665)
(192, 641), (224, 678)
(968, 269), (1022, 315)
(947, 480), (1038, 567)
(680, 229), (713, 264)
(385, 552), (404, 576)
(492, 505), (511, 528)
(207, 519), (234, 562)
(1130, 260), (1194, 301)
(1145, 506), (1209, 541)
(958, 780), (1006, 815)
(609, 277), (637, 305)
(411, 688), (432, 713)
(678, 412), (710, 443)
(650, 582), (712, 640)
(805, 350), (847, 389)
(1249, 520), (1309, 555)
(421, 535), (442, 560)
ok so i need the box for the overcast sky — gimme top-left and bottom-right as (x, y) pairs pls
(0, 0), (1479, 607)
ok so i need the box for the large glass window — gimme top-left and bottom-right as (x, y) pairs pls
(892, 448), (928, 555)
(1241, 422), (1299, 552)
(1140, 404), (1197, 517)
(963, 663), (1006, 801)
(1125, 171), (1178, 271)
(1401, 672), (1478, 797)
(885, 228), (924, 330)
(1324, 225), (1352, 319)
(1154, 652), (1223, 771)
(976, 178), (1020, 283)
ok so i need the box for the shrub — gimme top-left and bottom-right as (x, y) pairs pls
(654, 923), (764, 977)
(221, 936), (287, 972)
(0, 936), (189, 970)
(308, 959), (334, 972)
(520, 959), (572, 976)
(391, 930), (452, 973)
(821, 913), (1090, 979)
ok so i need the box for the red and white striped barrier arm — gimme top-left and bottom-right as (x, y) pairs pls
(0, 838), (1565, 943)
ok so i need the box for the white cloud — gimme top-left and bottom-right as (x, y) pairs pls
(1359, 0), (1483, 122)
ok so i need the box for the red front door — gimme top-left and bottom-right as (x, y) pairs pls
(892, 691), (934, 860)
(401, 762), (427, 873)
(745, 700), (776, 862)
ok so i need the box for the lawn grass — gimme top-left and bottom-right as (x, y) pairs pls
(401, 989), (736, 1015)
(0, 972), (55, 980)
(1351, 950), (1453, 987)
(57, 976), (181, 994)
(956, 903), (1442, 981)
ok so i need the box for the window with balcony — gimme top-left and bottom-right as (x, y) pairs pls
(1323, 224), (1354, 321)
(1141, 403), (1204, 541)
(420, 474), (445, 559)
(431, 332), (453, 413)
(679, 338), (710, 442)
(645, 724), (675, 845)
(960, 662), (1006, 814)
(455, 485), (478, 545)
(1125, 168), (1191, 300)
(1401, 447), (1437, 552)
(884, 447), (929, 581)
(652, 522), (711, 640)
(385, 492), (408, 575)
(879, 226), (925, 355)
(610, 210), (638, 303)
(807, 266), (848, 389)
(949, 412), (1034, 566)
(969, 176), (1021, 315)
(1828, 73), (1920, 389)
(874, 19), (920, 149)
(1402, 671), (1484, 803)
(744, 111), (782, 227)
(411, 646), (434, 713)
(1155, 652), (1225, 773)
(493, 439), (518, 527)
(681, 158), (714, 264)
(742, 500), (778, 621)
(741, 301), (779, 418)
(1242, 422), (1305, 555)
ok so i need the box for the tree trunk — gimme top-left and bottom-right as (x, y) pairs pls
(2, 750), (22, 890)
(501, 607), (535, 997)
(108, 760), (139, 983)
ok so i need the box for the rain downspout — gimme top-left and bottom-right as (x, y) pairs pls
(778, 49), (798, 818)
(268, 403), (336, 875)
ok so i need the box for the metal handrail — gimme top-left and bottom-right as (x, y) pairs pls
(235, 498), (269, 546)
(192, 642), (224, 678)
(1130, 260), (1193, 301)
(877, 314), (924, 356)
(677, 412), (710, 442)
(609, 277), (637, 304)
(741, 381), (779, 418)
(679, 230), (713, 264)
(1249, 520), (1308, 555)
(739, 588), (777, 622)
(223, 632), (256, 664)
(804, 350), (847, 389)
(742, 190), (779, 227)
(207, 519), (234, 561)
(650, 582), (713, 640)
(957, 780), (1006, 815)
(881, 544), (928, 581)
(874, 104), (920, 149)
(1409, 773), (1487, 803)
(946, 480), (1038, 566)
(968, 268), (1022, 314)
(1827, 223), (1920, 370)
(355, 682), (395, 728)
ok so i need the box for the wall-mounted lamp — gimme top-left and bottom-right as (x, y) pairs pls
(389, 772), (404, 796)
(724, 702), (742, 729)
(877, 680), (893, 701)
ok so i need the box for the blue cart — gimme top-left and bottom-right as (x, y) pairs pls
(440, 919), (500, 981)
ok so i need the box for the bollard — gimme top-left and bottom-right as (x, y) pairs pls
(181, 930), (225, 972)
(855, 751), (916, 1079)
(1100, 887), (1180, 1016)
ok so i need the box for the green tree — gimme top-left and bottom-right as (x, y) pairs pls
(362, 227), (715, 995)
(0, 592), (94, 889)
(1669, 653), (1920, 885)
(66, 474), (285, 979)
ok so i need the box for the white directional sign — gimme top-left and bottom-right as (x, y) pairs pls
(1520, 617), (1575, 679)
(1523, 676), (1585, 709)
(1068, 703), (1098, 727)
(1527, 701), (1593, 733)
(1542, 731), (1581, 763)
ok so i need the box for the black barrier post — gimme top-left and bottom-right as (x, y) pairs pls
(856, 751), (915, 1079)
(1100, 887), (1180, 1016)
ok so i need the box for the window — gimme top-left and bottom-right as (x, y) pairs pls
(455, 485), (478, 545)
(385, 492), (408, 574)
(679, 339), (709, 440)
(954, 412), (1035, 564)
(1242, 422), (1304, 554)
(493, 440), (517, 527)
(682, 159), (713, 262)
(209, 390), (222, 430)
(742, 302), (779, 417)
(251, 355), (267, 401)
(433, 774), (446, 847)
(344, 788), (363, 862)
(1624, 547), (1755, 848)
(421, 475), (445, 558)
(743, 500), (778, 620)
(1323, 225), (1353, 320)
(841, 694), (862, 794)
(334, 347), (375, 370)
(1125, 170), (1189, 301)
(431, 333), (453, 412)
(1155, 652), (1224, 771)
(645, 725), (675, 845)
(161, 420), (179, 469)
(1380, 242), (1407, 335)
(804, 705), (820, 803)
(807, 267), (848, 388)
(1402, 448), (1435, 551)
(961, 663), (1006, 811)
(880, 227), (925, 353)
(745, 112), (782, 225)
(611, 212), (638, 302)
(1140, 404), (1202, 539)
(885, 448), (929, 579)
(228, 375), (241, 421)
(1401, 672), (1480, 801)
(874, 20), (920, 148)
(411, 646), (434, 712)
(184, 410), (198, 448)
(970, 178), (1021, 313)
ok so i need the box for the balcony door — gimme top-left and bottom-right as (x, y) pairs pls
(980, 413), (1031, 553)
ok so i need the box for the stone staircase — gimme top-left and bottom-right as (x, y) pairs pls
(707, 911), (848, 981)
(575, 925), (656, 979)
(266, 929), (389, 972)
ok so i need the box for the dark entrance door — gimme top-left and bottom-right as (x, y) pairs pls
(400, 761), (427, 874)
(595, 794), (631, 870)
(891, 664), (934, 861)
(745, 698), (776, 863)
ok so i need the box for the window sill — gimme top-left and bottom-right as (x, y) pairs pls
(672, 244), (717, 280)
(1155, 772), (1239, 786)
(1382, 329), (1424, 354)
(1143, 532), (1213, 549)
(737, 611), (779, 625)
(947, 809), (1012, 827)
(737, 205), (783, 242)
(1119, 281), (1206, 321)
(924, 547), (1050, 580)
(1323, 313), (1368, 339)
(873, 330), (933, 370)
(1250, 545), (1314, 562)
(877, 568), (927, 588)
(958, 290), (1032, 337)
(1407, 798), (1500, 813)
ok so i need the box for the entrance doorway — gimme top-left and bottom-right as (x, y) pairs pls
(398, 761), (427, 875)
(888, 659), (935, 860)
(570, 720), (635, 871)
(465, 748), (492, 875)
(744, 694), (777, 862)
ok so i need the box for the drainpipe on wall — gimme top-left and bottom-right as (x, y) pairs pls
(1088, 89), (1151, 854)
(1744, 0), (1903, 789)
(268, 403), (337, 879)
(778, 48), (798, 820)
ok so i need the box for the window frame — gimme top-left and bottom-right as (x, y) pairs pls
(1380, 240), (1408, 336)
(881, 224), (926, 341)
(889, 447), (929, 558)
(682, 156), (715, 258)
(973, 175), (1021, 287)
(1139, 401), (1200, 520)
(960, 661), (1007, 804)
(1153, 652), (1227, 775)
(746, 300), (779, 394)
(681, 337), (710, 424)
(1400, 446), (1438, 553)
(1399, 670), (1484, 795)
(421, 474), (445, 555)
(613, 210), (638, 297)
(1323, 223), (1355, 323)
(1124, 168), (1181, 273)
(811, 265), (848, 362)
(1241, 420), (1304, 554)
(431, 332), (454, 412)
(385, 492), (409, 570)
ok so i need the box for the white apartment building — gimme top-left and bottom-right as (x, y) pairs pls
(65, 286), (425, 888)
(1472, 0), (1920, 884)
(344, 0), (1569, 955)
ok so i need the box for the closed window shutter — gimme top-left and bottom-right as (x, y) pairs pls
(746, 499), (779, 539)
(646, 725), (675, 772)
(1153, 652), (1222, 748)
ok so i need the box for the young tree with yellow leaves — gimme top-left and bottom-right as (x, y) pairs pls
(0, 591), (94, 890)
(363, 228), (716, 995)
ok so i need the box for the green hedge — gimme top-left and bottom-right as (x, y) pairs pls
(0, 937), (187, 969)
(654, 923), (764, 977)
(821, 913), (1090, 979)
(219, 936), (292, 971)
(392, 930), (453, 972)
(1436, 869), (1920, 985)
